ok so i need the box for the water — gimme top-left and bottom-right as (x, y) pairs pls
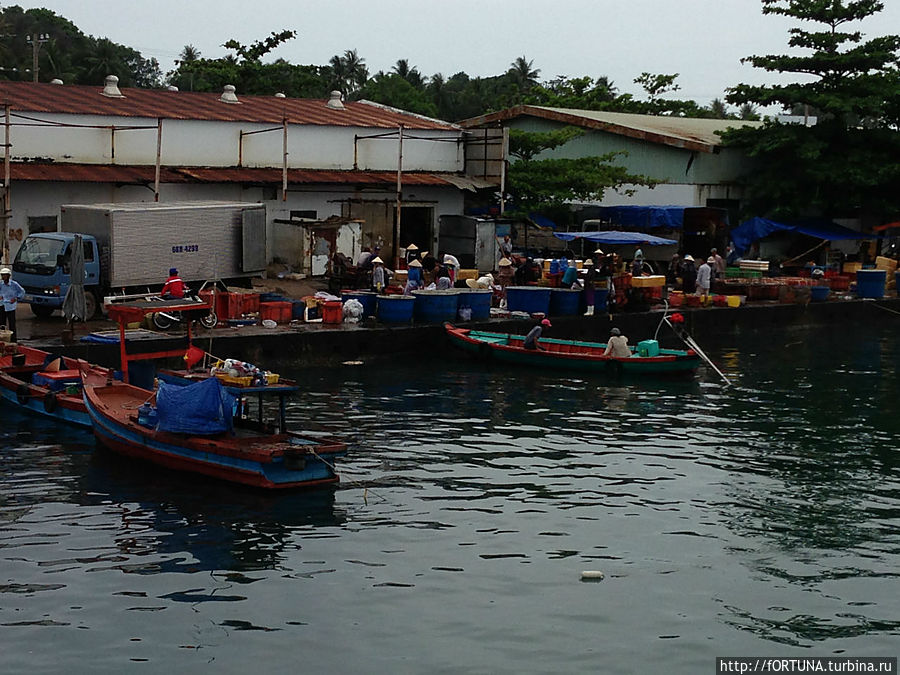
(1, 323), (899, 674)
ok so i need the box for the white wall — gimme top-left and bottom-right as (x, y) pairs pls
(10, 113), (464, 172)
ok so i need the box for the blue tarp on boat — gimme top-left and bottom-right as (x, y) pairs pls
(156, 377), (235, 435)
(554, 230), (678, 246)
(730, 217), (871, 254)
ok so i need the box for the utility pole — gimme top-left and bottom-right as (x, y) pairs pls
(26, 34), (49, 83)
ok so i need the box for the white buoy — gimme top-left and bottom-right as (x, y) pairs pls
(581, 570), (605, 581)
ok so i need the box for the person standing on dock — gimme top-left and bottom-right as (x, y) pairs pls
(697, 257), (714, 300)
(711, 248), (726, 278)
(681, 255), (697, 294)
(1, 267), (25, 342)
(372, 257), (387, 292)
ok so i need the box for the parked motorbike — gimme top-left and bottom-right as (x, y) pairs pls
(151, 290), (218, 330)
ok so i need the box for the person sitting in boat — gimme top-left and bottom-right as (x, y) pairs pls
(523, 318), (551, 351)
(161, 268), (186, 299)
(603, 327), (631, 358)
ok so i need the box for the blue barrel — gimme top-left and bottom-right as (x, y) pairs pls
(291, 300), (306, 320)
(376, 295), (415, 323)
(506, 286), (551, 315)
(342, 290), (377, 318)
(810, 286), (830, 301)
(856, 269), (886, 298)
(457, 289), (493, 320)
(412, 290), (459, 323)
(549, 288), (582, 316)
(594, 288), (609, 312)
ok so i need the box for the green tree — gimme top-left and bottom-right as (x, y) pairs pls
(724, 0), (900, 221)
(505, 129), (657, 218)
(358, 73), (438, 117)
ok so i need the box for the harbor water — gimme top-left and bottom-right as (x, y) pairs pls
(1, 322), (899, 673)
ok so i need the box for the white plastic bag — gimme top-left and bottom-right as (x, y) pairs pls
(458, 306), (472, 322)
(343, 298), (364, 323)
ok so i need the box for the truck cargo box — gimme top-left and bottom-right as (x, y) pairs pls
(59, 201), (266, 288)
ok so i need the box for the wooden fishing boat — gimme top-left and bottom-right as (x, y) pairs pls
(0, 345), (92, 426)
(444, 322), (700, 377)
(82, 366), (346, 490)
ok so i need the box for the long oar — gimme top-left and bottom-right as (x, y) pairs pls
(672, 324), (732, 387)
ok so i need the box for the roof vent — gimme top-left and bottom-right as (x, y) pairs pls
(167, 85), (178, 92)
(326, 90), (345, 110)
(50, 78), (63, 85)
(101, 75), (125, 98)
(219, 84), (240, 104)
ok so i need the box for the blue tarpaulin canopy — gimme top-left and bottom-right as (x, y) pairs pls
(554, 230), (677, 246)
(583, 206), (690, 231)
(156, 377), (235, 435)
(731, 217), (871, 255)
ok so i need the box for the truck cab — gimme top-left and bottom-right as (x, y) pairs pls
(13, 233), (101, 318)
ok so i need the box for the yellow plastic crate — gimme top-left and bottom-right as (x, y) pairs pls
(214, 372), (253, 387)
(631, 275), (666, 288)
(265, 373), (280, 385)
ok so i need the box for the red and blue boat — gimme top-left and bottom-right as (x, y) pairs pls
(0, 345), (92, 426)
(444, 322), (700, 378)
(80, 300), (346, 489)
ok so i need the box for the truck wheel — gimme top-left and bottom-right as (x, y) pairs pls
(31, 305), (54, 319)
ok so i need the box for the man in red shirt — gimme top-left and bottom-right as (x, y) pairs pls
(161, 268), (186, 299)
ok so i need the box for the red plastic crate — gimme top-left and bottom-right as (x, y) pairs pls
(240, 293), (260, 314)
(260, 301), (292, 324)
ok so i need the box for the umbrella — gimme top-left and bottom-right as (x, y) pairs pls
(62, 234), (87, 323)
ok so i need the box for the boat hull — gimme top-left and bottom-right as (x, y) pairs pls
(444, 323), (700, 378)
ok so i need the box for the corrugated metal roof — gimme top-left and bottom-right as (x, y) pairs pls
(9, 162), (460, 187)
(459, 105), (761, 153)
(0, 81), (458, 131)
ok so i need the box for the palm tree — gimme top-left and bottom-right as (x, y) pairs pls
(509, 56), (540, 90)
(328, 49), (368, 97)
(739, 103), (759, 121)
(393, 58), (423, 89)
(179, 44), (200, 64)
(709, 98), (728, 119)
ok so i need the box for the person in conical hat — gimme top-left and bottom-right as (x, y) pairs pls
(371, 257), (388, 292)
(405, 243), (420, 265)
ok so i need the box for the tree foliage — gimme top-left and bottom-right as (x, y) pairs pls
(723, 0), (900, 220)
(0, 5), (161, 87)
(506, 129), (657, 217)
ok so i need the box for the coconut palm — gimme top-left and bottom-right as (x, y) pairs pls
(509, 56), (540, 90)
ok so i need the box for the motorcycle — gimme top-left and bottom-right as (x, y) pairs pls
(151, 290), (218, 331)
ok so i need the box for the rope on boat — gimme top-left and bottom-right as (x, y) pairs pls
(307, 447), (387, 504)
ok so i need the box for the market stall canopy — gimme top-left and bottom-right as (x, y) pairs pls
(581, 205), (729, 232)
(554, 231), (677, 246)
(731, 217), (873, 255)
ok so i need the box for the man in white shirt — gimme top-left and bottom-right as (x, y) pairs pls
(696, 257), (714, 298)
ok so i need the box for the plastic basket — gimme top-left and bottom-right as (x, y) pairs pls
(214, 372), (253, 387)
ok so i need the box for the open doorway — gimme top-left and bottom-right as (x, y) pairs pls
(399, 206), (433, 254)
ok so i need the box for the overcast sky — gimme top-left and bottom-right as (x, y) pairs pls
(11, 0), (900, 108)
